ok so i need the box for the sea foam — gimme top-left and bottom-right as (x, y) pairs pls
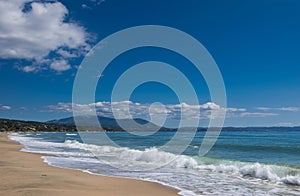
(64, 139), (300, 185)
(9, 133), (300, 196)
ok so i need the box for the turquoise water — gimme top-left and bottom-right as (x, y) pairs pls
(10, 131), (300, 195)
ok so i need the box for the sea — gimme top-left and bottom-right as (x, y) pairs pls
(9, 131), (300, 196)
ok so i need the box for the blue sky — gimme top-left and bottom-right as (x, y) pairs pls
(0, 0), (300, 127)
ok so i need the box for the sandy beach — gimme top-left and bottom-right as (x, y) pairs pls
(0, 133), (178, 196)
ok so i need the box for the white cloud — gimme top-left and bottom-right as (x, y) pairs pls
(81, 4), (91, 9)
(256, 107), (300, 112)
(81, 0), (106, 9)
(201, 102), (220, 110)
(50, 59), (71, 71)
(1, 105), (11, 110)
(0, 0), (92, 72)
(56, 49), (78, 58)
(47, 101), (246, 120)
(278, 107), (299, 111)
(256, 107), (272, 111)
(239, 112), (279, 117)
(48, 102), (73, 113)
(20, 65), (38, 73)
(226, 107), (246, 112)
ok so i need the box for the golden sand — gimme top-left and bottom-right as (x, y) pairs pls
(0, 133), (178, 196)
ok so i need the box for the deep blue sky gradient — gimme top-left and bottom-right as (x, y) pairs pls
(0, 0), (300, 126)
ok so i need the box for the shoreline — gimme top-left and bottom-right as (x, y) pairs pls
(0, 133), (179, 196)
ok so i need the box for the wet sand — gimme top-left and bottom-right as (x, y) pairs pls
(0, 133), (178, 196)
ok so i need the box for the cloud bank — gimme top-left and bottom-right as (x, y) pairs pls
(0, 0), (92, 72)
(47, 101), (259, 121)
(45, 101), (300, 127)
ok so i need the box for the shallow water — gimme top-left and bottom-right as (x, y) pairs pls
(10, 131), (300, 195)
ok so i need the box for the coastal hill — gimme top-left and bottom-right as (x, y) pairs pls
(0, 116), (173, 132)
(1, 117), (299, 132)
(0, 118), (77, 132)
(48, 116), (173, 132)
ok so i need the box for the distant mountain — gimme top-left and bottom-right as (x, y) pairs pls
(1, 117), (299, 133)
(48, 116), (300, 132)
(47, 117), (75, 125)
(48, 116), (174, 132)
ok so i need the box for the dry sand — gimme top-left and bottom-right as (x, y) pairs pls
(0, 133), (179, 196)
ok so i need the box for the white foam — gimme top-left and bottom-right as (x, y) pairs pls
(64, 140), (198, 169)
(66, 133), (78, 136)
(196, 160), (300, 185)
(178, 190), (198, 196)
(10, 134), (66, 148)
(9, 133), (300, 196)
(66, 140), (300, 186)
(281, 174), (300, 185)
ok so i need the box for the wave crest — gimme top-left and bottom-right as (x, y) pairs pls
(65, 140), (300, 185)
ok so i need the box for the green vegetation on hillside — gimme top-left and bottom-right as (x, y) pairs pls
(0, 118), (77, 132)
(0, 118), (125, 132)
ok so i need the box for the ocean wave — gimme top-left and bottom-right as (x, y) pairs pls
(64, 140), (198, 169)
(10, 134), (300, 188)
(9, 134), (66, 148)
(197, 160), (300, 185)
(214, 143), (300, 153)
(65, 139), (300, 185)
